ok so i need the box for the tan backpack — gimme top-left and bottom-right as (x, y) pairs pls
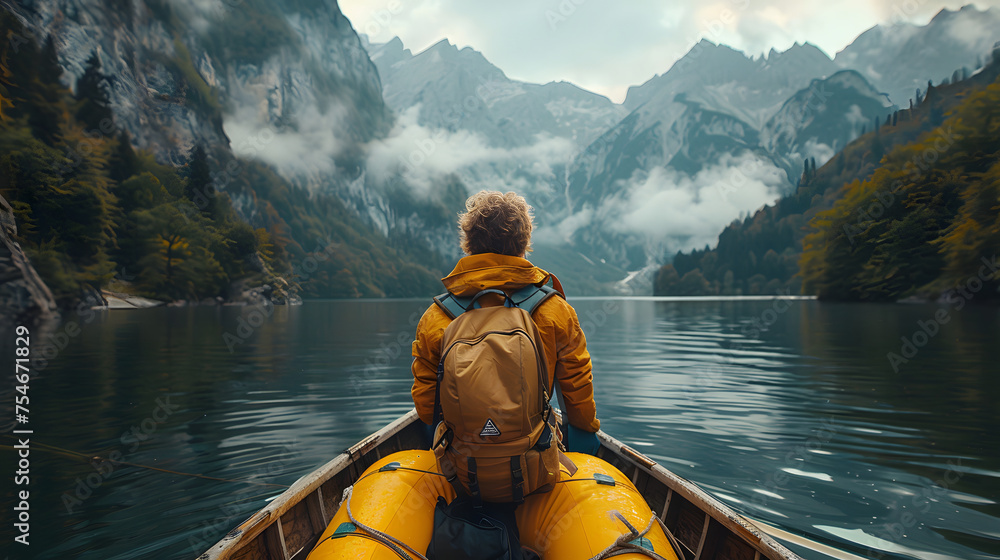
(431, 286), (561, 503)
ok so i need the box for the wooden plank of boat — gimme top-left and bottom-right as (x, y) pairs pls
(199, 410), (849, 560)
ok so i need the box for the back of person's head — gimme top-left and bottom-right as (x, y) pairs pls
(458, 191), (534, 256)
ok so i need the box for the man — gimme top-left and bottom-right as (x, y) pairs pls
(410, 190), (600, 453)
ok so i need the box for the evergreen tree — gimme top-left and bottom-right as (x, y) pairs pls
(871, 134), (885, 163)
(75, 51), (115, 133)
(0, 15), (63, 144)
(38, 35), (62, 86)
(109, 131), (139, 183)
(32, 35), (64, 143)
(184, 144), (212, 209)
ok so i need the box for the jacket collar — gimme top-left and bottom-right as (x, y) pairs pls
(441, 253), (551, 297)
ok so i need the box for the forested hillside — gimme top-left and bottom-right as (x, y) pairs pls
(800, 68), (1000, 300)
(0, 12), (442, 305)
(655, 50), (1000, 299)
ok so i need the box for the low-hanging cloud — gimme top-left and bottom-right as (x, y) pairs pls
(542, 152), (787, 259)
(364, 106), (577, 199)
(223, 101), (347, 179)
(801, 138), (836, 166)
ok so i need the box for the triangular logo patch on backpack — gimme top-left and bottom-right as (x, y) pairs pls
(480, 418), (501, 437)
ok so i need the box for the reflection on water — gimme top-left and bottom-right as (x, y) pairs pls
(0, 298), (997, 559)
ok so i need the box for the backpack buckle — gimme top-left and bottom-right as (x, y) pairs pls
(510, 456), (525, 502)
(534, 422), (553, 451)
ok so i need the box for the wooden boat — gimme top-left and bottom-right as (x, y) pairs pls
(199, 410), (856, 560)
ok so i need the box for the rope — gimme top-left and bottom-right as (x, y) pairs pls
(655, 516), (688, 560)
(586, 511), (675, 560)
(342, 486), (430, 560)
(0, 440), (289, 488)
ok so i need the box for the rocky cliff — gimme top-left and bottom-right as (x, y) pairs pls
(9, 0), (390, 166)
(0, 195), (59, 322)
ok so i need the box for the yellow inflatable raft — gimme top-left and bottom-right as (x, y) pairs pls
(307, 450), (679, 560)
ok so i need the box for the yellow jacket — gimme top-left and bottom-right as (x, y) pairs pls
(411, 253), (600, 432)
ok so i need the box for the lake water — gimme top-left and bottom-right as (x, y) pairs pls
(1, 298), (998, 560)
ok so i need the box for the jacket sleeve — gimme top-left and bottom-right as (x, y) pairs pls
(553, 302), (601, 433)
(411, 304), (444, 425)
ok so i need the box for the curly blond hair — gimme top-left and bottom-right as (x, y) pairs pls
(458, 191), (534, 256)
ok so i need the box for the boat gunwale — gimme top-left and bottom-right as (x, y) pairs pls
(201, 410), (824, 560)
(597, 430), (802, 560)
(197, 410), (419, 560)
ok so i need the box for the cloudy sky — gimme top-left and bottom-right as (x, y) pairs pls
(340, 0), (999, 103)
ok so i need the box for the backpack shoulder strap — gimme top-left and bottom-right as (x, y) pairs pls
(433, 292), (474, 320)
(434, 284), (558, 319)
(510, 284), (559, 315)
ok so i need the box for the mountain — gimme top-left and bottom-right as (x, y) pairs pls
(7, 0), (461, 275)
(2, 0), (445, 303)
(761, 70), (894, 181)
(364, 36), (626, 150)
(360, 35), (627, 242)
(9, 1), (997, 302)
(650, 6), (1000, 299)
(799, 66), (1000, 301)
(834, 5), (1000, 107)
(569, 41), (862, 207)
(623, 41), (840, 116)
(552, 6), (1000, 286)
(654, 53), (1000, 298)
(365, 34), (898, 293)
(14, 0), (389, 167)
(356, 35), (632, 289)
(553, 41), (892, 283)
